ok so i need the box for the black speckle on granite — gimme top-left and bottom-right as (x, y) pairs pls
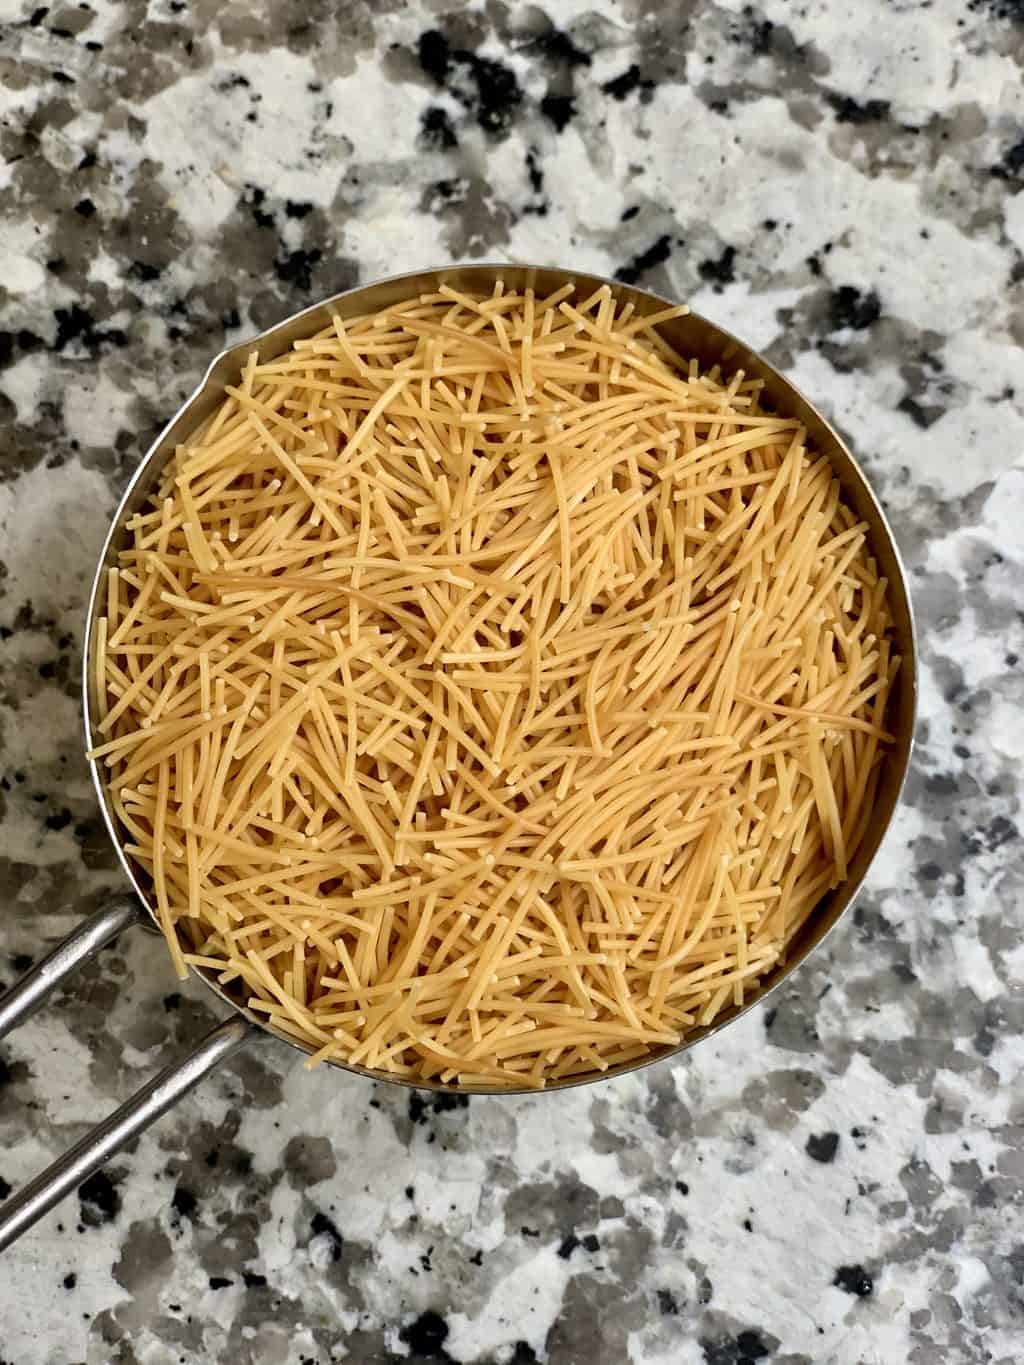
(417, 29), (522, 137)
(274, 248), (322, 293)
(208, 1275), (232, 1290)
(969, 0), (1024, 22)
(829, 285), (881, 331)
(249, 195), (275, 230)
(53, 303), (128, 356)
(749, 20), (775, 56)
(701, 1329), (773, 1363)
(615, 234), (673, 284)
(418, 30), (450, 85)
(420, 106), (458, 150)
(171, 1184), (197, 1219)
(0, 1175), (11, 1200)
(408, 1091), (469, 1124)
(10, 329), (44, 363)
(657, 1288), (680, 1315)
(983, 815), (1017, 851)
(400, 1309), (451, 1360)
(527, 27), (591, 68)
(557, 1232), (600, 1259)
(834, 1264), (874, 1296)
(462, 53), (522, 135)
(602, 65), (653, 100)
(698, 245), (737, 289)
(217, 72), (251, 92)
(991, 136), (1024, 180)
(828, 94), (892, 123)
(898, 393), (944, 429)
(540, 93), (576, 131)
(78, 1170), (119, 1226)
(806, 1131), (840, 1163)
(527, 149), (542, 194)
(310, 1211), (343, 1262)
(133, 259), (163, 283)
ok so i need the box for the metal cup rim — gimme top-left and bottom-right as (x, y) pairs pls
(82, 262), (918, 1094)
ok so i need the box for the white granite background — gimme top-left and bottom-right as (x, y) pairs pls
(1, 1), (1022, 1362)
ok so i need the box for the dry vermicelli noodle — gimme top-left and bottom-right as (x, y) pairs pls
(91, 281), (897, 1088)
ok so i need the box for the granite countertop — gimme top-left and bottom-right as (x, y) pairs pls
(1, 1), (1022, 1362)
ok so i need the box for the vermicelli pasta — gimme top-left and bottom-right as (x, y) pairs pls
(92, 282), (897, 1088)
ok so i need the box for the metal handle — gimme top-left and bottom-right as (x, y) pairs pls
(0, 897), (143, 1041)
(0, 899), (258, 1251)
(0, 1015), (253, 1251)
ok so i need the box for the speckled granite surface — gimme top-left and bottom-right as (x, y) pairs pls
(1, 1), (1022, 1361)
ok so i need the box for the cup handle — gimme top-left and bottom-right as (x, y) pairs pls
(0, 900), (257, 1252)
(0, 897), (144, 1041)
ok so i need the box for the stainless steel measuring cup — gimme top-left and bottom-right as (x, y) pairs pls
(0, 263), (917, 1251)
